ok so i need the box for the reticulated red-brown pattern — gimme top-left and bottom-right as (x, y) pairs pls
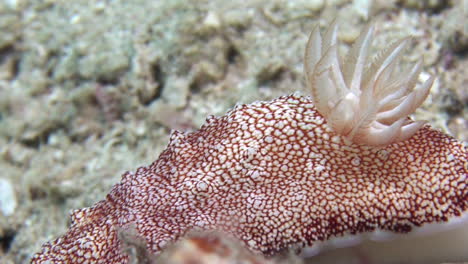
(31, 95), (467, 263)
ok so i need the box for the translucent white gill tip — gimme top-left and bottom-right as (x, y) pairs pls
(304, 22), (434, 146)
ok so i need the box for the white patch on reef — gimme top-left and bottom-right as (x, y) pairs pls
(0, 178), (16, 216)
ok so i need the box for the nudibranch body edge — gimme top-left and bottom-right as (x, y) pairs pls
(31, 23), (467, 264)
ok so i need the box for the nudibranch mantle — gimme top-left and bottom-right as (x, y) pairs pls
(31, 95), (467, 263)
(31, 24), (467, 264)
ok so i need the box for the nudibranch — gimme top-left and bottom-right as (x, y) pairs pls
(31, 23), (467, 264)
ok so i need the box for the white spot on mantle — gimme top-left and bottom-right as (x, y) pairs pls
(351, 157), (361, 166)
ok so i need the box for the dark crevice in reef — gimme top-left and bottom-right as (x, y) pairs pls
(0, 44), (20, 79)
(28, 186), (48, 201)
(396, 0), (452, 14)
(139, 62), (165, 106)
(256, 65), (287, 89)
(44, 50), (59, 79)
(150, 63), (165, 100)
(0, 44), (13, 62)
(96, 76), (120, 86)
(441, 90), (465, 117)
(0, 229), (16, 253)
(189, 69), (218, 95)
(448, 32), (468, 56)
(226, 45), (240, 64)
(20, 127), (55, 149)
(188, 76), (203, 94)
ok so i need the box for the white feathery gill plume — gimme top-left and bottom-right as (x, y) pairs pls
(304, 21), (434, 146)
